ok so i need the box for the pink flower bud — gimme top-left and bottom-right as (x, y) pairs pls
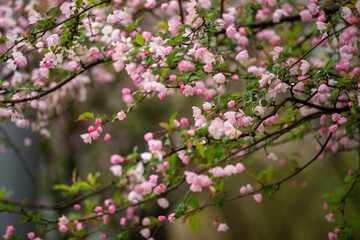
(27, 232), (35, 240)
(158, 92), (165, 100)
(158, 215), (166, 221)
(169, 75), (176, 81)
(95, 119), (102, 125)
(104, 133), (111, 141)
(329, 124), (338, 133)
(108, 205), (116, 214)
(227, 100), (235, 108)
(100, 234), (107, 239)
(120, 217), (126, 226)
(122, 88), (131, 95)
(163, 161), (169, 169)
(323, 203), (329, 211)
(181, 118), (189, 127)
(74, 204), (81, 210)
(88, 126), (95, 133)
(144, 132), (153, 141)
(187, 129), (195, 137)
(253, 193), (263, 203)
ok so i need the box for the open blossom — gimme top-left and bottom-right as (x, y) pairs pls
(58, 215), (69, 226)
(107, 10), (132, 25)
(300, 10), (312, 21)
(185, 171), (212, 192)
(318, 84), (329, 94)
(117, 111), (126, 120)
(46, 34), (60, 47)
(300, 60), (310, 75)
(213, 73), (226, 84)
(259, 73), (274, 87)
(13, 52), (27, 68)
(3, 226), (14, 240)
(208, 118), (224, 139)
(253, 193), (263, 203)
(236, 50), (249, 62)
(28, 10), (41, 24)
(157, 198), (169, 209)
(110, 165), (122, 177)
(80, 133), (92, 144)
(270, 46), (283, 61)
(217, 223), (229, 232)
(60, 2), (75, 18)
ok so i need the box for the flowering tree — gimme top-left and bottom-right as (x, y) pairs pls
(0, 0), (360, 239)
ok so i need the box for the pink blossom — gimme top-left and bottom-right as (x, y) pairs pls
(120, 217), (126, 226)
(318, 84), (330, 94)
(140, 228), (151, 238)
(323, 203), (329, 211)
(13, 52), (27, 68)
(328, 232), (337, 240)
(270, 46), (283, 61)
(59, 225), (68, 233)
(100, 234), (107, 239)
(168, 213), (176, 223)
(142, 217), (151, 226)
(158, 215), (166, 221)
(209, 167), (225, 177)
(300, 10), (313, 21)
(325, 213), (335, 223)
(253, 193), (263, 203)
(217, 223), (229, 232)
(80, 133), (92, 144)
(74, 204), (81, 210)
(253, 106), (264, 116)
(27, 232), (35, 240)
(28, 10), (41, 24)
(300, 60), (310, 75)
(329, 124), (338, 133)
(213, 73), (226, 84)
(60, 2), (74, 18)
(226, 25), (237, 38)
(235, 163), (246, 173)
(46, 34), (60, 46)
(267, 152), (278, 161)
(157, 198), (169, 209)
(108, 205), (116, 214)
(224, 165), (237, 176)
(107, 10), (132, 26)
(3, 226), (14, 240)
(148, 139), (162, 153)
(110, 165), (122, 177)
(117, 111), (126, 120)
(208, 118), (224, 139)
(227, 100), (235, 108)
(111, 154), (124, 164)
(236, 50), (249, 62)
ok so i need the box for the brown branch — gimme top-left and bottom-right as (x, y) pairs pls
(0, 0), (111, 60)
(1, 58), (110, 104)
(178, 0), (184, 24)
(190, 133), (333, 212)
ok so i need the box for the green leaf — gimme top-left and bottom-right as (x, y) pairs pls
(189, 196), (199, 209)
(189, 213), (200, 234)
(135, 34), (144, 46)
(258, 167), (274, 185)
(195, 140), (205, 158)
(37, 19), (49, 26)
(78, 112), (95, 120)
(51, 7), (60, 18)
(169, 112), (178, 127)
(260, 99), (267, 107)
